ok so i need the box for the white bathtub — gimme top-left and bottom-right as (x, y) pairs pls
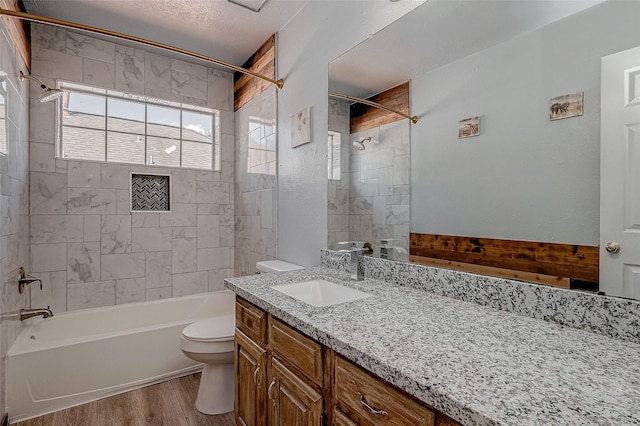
(7, 290), (235, 423)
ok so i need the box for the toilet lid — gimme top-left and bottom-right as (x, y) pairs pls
(182, 315), (234, 342)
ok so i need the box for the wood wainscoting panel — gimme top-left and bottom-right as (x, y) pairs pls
(410, 233), (599, 288)
(350, 82), (409, 133)
(234, 34), (275, 111)
(0, 0), (30, 71)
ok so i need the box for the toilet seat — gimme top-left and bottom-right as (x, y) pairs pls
(182, 315), (234, 343)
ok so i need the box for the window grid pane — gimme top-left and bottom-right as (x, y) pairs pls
(59, 83), (219, 171)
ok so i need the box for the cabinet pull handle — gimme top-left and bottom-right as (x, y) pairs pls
(253, 367), (261, 387)
(268, 378), (277, 400)
(360, 394), (388, 417)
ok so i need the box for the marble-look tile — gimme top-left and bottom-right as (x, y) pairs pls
(131, 227), (172, 252)
(197, 204), (220, 215)
(67, 188), (116, 215)
(207, 69), (232, 111)
(67, 280), (115, 311)
(261, 229), (276, 258)
(219, 225), (234, 248)
(171, 59), (207, 100)
(209, 268), (233, 292)
(68, 161), (101, 188)
(82, 58), (115, 88)
(29, 100), (56, 145)
(158, 203), (196, 227)
(197, 215), (220, 248)
(30, 215), (84, 243)
(145, 251), (172, 289)
(115, 45), (145, 58)
(31, 47), (83, 81)
(116, 190), (130, 215)
(259, 189), (273, 230)
(32, 24), (65, 52)
(30, 270), (67, 312)
(393, 155), (410, 186)
(172, 271), (208, 297)
(100, 164), (131, 189)
(220, 204), (234, 227)
(172, 237), (197, 274)
(83, 215), (101, 242)
(29, 143), (56, 172)
(197, 247), (230, 271)
(31, 243), (67, 272)
(173, 226), (197, 240)
(66, 32), (115, 63)
(196, 170), (220, 182)
(196, 181), (231, 204)
(56, 160), (68, 174)
(67, 242), (101, 283)
(172, 169), (196, 203)
(115, 51), (145, 93)
(145, 53), (171, 94)
(146, 286), (172, 301)
(131, 212), (160, 228)
(101, 215), (132, 254)
(101, 253), (145, 280)
(219, 110), (235, 138)
(115, 277), (145, 304)
(31, 172), (67, 215)
(386, 204), (409, 226)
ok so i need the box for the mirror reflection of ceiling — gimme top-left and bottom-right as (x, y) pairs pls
(329, 0), (605, 99)
(22, 0), (309, 66)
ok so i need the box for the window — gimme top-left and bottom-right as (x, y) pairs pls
(327, 131), (341, 180)
(58, 82), (220, 170)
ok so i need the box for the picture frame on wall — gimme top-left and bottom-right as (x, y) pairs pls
(458, 116), (480, 138)
(291, 107), (311, 148)
(549, 92), (584, 121)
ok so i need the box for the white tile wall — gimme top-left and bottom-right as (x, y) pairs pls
(28, 24), (236, 312)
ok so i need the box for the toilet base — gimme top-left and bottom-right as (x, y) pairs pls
(195, 362), (235, 415)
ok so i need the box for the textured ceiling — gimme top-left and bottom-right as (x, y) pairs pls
(23, 0), (309, 66)
(329, 0), (605, 99)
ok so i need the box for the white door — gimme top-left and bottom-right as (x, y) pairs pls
(600, 46), (640, 299)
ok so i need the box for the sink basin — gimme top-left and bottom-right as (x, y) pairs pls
(271, 279), (371, 307)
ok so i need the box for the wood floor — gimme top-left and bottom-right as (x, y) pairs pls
(16, 374), (235, 426)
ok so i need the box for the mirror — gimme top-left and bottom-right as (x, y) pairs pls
(328, 0), (640, 296)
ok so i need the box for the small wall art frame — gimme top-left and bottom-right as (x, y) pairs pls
(459, 116), (480, 139)
(549, 92), (584, 121)
(291, 107), (311, 148)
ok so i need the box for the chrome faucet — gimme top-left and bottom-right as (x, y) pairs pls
(20, 306), (53, 321)
(18, 267), (42, 294)
(332, 241), (369, 281)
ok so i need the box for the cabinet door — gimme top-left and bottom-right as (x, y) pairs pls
(236, 330), (267, 426)
(268, 357), (323, 426)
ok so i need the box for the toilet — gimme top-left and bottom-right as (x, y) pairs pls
(180, 312), (235, 415)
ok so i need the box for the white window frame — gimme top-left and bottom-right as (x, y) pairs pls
(56, 81), (220, 171)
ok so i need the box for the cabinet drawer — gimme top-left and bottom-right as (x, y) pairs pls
(334, 355), (435, 426)
(269, 317), (323, 386)
(236, 297), (267, 346)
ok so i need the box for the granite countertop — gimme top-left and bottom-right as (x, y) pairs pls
(224, 266), (640, 426)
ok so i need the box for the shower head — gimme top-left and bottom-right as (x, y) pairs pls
(353, 136), (372, 151)
(19, 71), (64, 103)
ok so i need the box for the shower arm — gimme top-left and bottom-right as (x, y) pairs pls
(0, 8), (284, 90)
(329, 91), (419, 124)
(19, 71), (47, 90)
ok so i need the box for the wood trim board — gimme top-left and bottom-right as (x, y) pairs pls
(234, 34), (275, 111)
(350, 82), (409, 133)
(410, 233), (599, 288)
(0, 0), (30, 72)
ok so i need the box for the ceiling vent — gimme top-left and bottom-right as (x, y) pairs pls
(227, 0), (270, 13)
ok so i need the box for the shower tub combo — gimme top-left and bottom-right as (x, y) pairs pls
(7, 290), (235, 423)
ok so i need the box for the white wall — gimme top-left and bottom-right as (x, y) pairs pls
(411, 0), (640, 245)
(277, 1), (425, 266)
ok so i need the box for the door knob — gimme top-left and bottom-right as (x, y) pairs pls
(605, 242), (621, 253)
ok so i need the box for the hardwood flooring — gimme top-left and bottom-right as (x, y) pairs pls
(16, 374), (235, 426)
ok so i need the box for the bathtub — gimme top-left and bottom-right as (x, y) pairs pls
(7, 290), (235, 423)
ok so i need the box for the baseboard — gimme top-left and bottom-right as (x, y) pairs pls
(2, 413), (8, 426)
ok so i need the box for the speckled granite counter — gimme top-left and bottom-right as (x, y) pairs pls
(225, 267), (640, 426)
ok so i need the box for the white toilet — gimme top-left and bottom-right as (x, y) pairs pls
(180, 313), (235, 415)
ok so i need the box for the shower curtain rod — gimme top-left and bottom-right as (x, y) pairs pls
(329, 91), (419, 124)
(0, 8), (284, 89)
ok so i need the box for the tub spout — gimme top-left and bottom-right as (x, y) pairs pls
(20, 307), (53, 321)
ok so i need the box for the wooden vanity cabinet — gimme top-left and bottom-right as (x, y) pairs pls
(234, 296), (461, 426)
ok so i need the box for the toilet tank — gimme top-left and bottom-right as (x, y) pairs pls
(256, 260), (304, 274)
